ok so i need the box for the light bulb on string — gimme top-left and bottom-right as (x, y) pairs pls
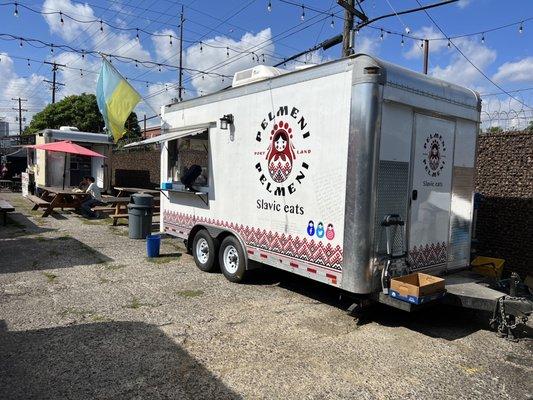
(330, 14), (335, 28)
(19, 39), (23, 47)
(145, 81), (148, 88)
(404, 27), (410, 34)
(226, 47), (229, 57)
(27, 59), (30, 67)
(267, 1), (272, 12)
(14, 2), (18, 17)
(135, 60), (138, 68)
(80, 69), (83, 77)
(400, 35), (404, 46)
(50, 44), (54, 54)
(420, 40), (424, 48)
(447, 39), (451, 48)
(158, 64), (162, 72)
(136, 28), (139, 41)
(262, 53), (265, 63)
(380, 29), (384, 40)
(201, 74), (204, 80)
(169, 35), (173, 45)
(519, 22), (523, 34)
(81, 50), (85, 59)
(200, 41), (203, 52)
(100, 20), (103, 32)
(481, 33), (485, 44)
(60, 11), (64, 24)
(300, 5), (305, 21)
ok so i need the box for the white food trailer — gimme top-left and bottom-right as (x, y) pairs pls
(127, 54), (531, 333)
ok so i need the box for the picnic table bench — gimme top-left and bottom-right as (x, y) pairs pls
(0, 198), (15, 225)
(95, 195), (160, 226)
(28, 187), (90, 217)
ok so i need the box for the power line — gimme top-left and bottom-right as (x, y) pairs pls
(413, 0), (532, 110)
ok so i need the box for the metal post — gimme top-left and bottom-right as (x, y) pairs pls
(143, 114), (146, 137)
(11, 97), (27, 136)
(44, 61), (65, 104)
(423, 39), (429, 74)
(178, 5), (184, 102)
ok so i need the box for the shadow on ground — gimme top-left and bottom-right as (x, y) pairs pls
(0, 213), (56, 239)
(0, 236), (113, 273)
(0, 320), (241, 400)
(247, 265), (491, 341)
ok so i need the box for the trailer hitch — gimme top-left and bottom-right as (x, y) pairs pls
(490, 295), (533, 341)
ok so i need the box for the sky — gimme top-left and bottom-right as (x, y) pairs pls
(0, 0), (532, 134)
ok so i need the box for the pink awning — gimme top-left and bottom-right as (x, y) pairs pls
(26, 140), (106, 158)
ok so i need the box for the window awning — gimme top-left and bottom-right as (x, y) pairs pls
(123, 122), (214, 148)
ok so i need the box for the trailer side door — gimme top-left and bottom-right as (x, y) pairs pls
(408, 113), (456, 270)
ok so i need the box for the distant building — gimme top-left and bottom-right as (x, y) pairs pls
(0, 120), (9, 138)
(142, 125), (161, 139)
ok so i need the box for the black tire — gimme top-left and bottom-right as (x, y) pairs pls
(192, 229), (218, 272)
(218, 236), (247, 283)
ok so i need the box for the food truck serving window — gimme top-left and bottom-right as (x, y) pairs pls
(167, 131), (209, 187)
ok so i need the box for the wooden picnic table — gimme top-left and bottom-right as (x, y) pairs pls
(0, 198), (15, 225)
(114, 187), (161, 197)
(98, 195), (160, 226)
(34, 186), (90, 217)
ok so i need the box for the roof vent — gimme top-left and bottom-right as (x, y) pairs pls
(232, 65), (287, 87)
(59, 126), (79, 131)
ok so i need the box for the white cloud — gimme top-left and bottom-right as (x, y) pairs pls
(354, 33), (381, 55)
(0, 53), (48, 133)
(404, 26), (448, 59)
(42, 0), (96, 42)
(430, 38), (497, 88)
(54, 52), (100, 97)
(42, 0), (151, 61)
(492, 57), (533, 83)
(152, 29), (179, 62)
(185, 28), (275, 95)
(457, 0), (472, 8)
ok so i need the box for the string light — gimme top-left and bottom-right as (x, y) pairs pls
(158, 64), (161, 72)
(50, 43), (54, 53)
(19, 39), (22, 47)
(145, 81), (148, 88)
(27, 58), (30, 67)
(404, 27), (410, 34)
(481, 32), (485, 44)
(519, 22), (523, 34)
(13, 2), (18, 16)
(100, 19), (103, 32)
(447, 39), (451, 48)
(80, 69), (83, 77)
(300, 5), (305, 21)
(330, 14), (335, 28)
(226, 47), (229, 57)
(200, 41), (203, 52)
(380, 29), (384, 40)
(136, 28), (139, 41)
(81, 50), (85, 59)
(420, 39), (424, 48)
(261, 53), (265, 63)
(267, 1), (272, 12)
(400, 35), (404, 46)
(135, 59), (138, 67)
(169, 35), (173, 45)
(59, 11), (64, 24)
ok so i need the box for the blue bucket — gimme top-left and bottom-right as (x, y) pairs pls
(146, 234), (161, 258)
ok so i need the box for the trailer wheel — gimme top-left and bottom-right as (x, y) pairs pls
(219, 236), (246, 283)
(192, 230), (218, 272)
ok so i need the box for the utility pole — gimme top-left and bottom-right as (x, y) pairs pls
(11, 97), (27, 135)
(178, 5), (184, 102)
(423, 39), (429, 74)
(43, 61), (66, 104)
(341, 0), (354, 57)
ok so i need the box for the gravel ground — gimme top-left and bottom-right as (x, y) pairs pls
(0, 192), (532, 400)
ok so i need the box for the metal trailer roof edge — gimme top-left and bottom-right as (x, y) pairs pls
(38, 129), (113, 144)
(163, 54), (480, 115)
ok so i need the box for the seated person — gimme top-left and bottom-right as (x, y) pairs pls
(80, 176), (104, 218)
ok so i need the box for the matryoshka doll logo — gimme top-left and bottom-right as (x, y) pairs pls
(326, 224), (335, 240)
(266, 121), (296, 183)
(316, 222), (324, 238)
(422, 133), (447, 177)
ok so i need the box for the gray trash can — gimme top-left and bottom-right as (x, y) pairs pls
(128, 193), (154, 239)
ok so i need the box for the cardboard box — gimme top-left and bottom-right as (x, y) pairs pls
(390, 273), (446, 305)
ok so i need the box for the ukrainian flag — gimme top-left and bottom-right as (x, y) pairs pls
(96, 58), (141, 142)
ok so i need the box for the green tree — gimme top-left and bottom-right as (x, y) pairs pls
(24, 93), (140, 139)
(527, 121), (533, 132)
(486, 126), (503, 134)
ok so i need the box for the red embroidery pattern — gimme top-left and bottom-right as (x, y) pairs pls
(408, 242), (447, 269)
(164, 210), (343, 270)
